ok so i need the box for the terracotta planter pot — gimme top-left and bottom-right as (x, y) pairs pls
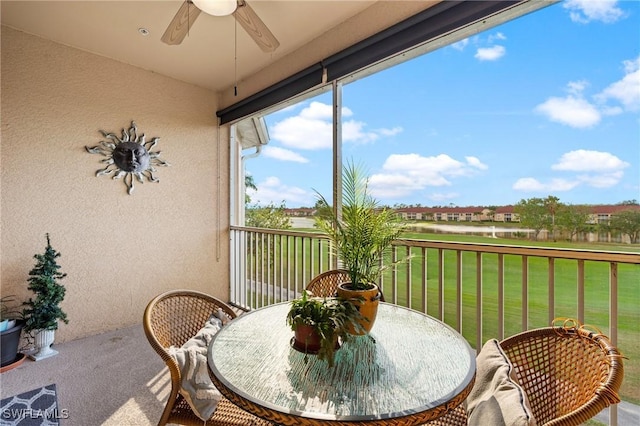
(292, 324), (322, 353)
(337, 282), (381, 335)
(291, 324), (340, 355)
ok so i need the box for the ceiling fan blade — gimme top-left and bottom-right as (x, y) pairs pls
(161, 1), (202, 45)
(234, 1), (280, 53)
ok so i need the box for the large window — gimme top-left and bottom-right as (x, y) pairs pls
(237, 1), (638, 227)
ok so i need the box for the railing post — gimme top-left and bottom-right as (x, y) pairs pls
(548, 257), (555, 326)
(438, 248), (444, 320)
(498, 253), (504, 340)
(522, 255), (528, 332)
(456, 250), (462, 332)
(610, 261), (619, 426)
(577, 259), (585, 324)
(476, 251), (483, 351)
(421, 247), (427, 314)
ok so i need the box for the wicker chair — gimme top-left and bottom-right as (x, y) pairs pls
(305, 269), (386, 301)
(425, 323), (624, 426)
(143, 290), (273, 426)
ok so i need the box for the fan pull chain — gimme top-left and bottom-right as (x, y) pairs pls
(187, 0), (191, 38)
(234, 18), (238, 96)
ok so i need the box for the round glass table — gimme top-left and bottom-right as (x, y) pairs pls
(208, 302), (475, 425)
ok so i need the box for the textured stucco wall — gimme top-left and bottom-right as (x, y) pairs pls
(1, 27), (230, 343)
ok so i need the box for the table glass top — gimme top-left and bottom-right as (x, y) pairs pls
(208, 302), (475, 422)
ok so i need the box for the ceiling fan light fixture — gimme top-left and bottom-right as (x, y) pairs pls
(193, 0), (237, 17)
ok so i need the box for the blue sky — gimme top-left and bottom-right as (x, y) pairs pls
(246, 0), (640, 208)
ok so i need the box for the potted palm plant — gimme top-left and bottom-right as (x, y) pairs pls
(22, 234), (69, 361)
(286, 291), (364, 367)
(314, 160), (407, 334)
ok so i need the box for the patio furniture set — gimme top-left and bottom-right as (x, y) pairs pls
(143, 274), (624, 426)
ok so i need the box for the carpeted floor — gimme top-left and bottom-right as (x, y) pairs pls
(0, 384), (60, 425)
(0, 325), (167, 425)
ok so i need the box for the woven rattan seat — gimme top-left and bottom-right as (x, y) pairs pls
(305, 269), (386, 301)
(143, 289), (273, 426)
(424, 324), (624, 425)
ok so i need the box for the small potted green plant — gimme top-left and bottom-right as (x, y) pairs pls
(286, 291), (364, 367)
(22, 234), (69, 361)
(314, 160), (407, 334)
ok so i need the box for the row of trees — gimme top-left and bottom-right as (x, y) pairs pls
(245, 175), (292, 230)
(514, 196), (640, 243)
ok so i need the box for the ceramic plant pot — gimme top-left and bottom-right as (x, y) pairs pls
(337, 282), (381, 335)
(30, 329), (58, 361)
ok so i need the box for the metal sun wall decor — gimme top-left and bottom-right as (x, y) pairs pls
(86, 121), (170, 195)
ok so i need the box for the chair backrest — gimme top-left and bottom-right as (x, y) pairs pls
(499, 325), (624, 426)
(305, 269), (351, 298)
(305, 269), (387, 302)
(143, 290), (237, 351)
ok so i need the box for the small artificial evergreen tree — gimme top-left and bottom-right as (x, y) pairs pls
(22, 234), (69, 333)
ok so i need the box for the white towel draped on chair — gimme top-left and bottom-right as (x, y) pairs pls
(168, 310), (227, 421)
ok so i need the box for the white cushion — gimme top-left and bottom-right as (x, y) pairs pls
(466, 339), (536, 426)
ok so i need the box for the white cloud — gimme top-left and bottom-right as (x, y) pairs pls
(270, 101), (402, 149)
(465, 156), (488, 170)
(487, 32), (507, 43)
(535, 95), (601, 128)
(567, 80), (589, 95)
(577, 171), (624, 188)
(475, 45), (506, 61)
(299, 101), (353, 120)
(536, 57), (640, 127)
(368, 173), (424, 199)
(366, 153), (487, 200)
(343, 120), (380, 144)
(600, 105), (624, 116)
(514, 150), (629, 193)
(551, 149), (630, 172)
(262, 146), (309, 163)
(512, 177), (580, 192)
(451, 38), (469, 51)
(248, 176), (312, 207)
(563, 0), (625, 24)
(595, 56), (640, 112)
(271, 115), (333, 149)
(377, 126), (403, 137)
(453, 32), (507, 61)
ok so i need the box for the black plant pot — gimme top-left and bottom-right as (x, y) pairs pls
(1, 319), (24, 367)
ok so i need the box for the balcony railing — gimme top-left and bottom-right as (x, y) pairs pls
(229, 225), (640, 426)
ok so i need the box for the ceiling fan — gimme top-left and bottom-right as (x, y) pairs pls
(161, 0), (280, 53)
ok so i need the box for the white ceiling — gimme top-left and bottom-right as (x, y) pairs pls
(1, 0), (377, 92)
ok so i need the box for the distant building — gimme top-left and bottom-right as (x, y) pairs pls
(392, 204), (639, 223)
(587, 204), (640, 224)
(394, 206), (506, 222)
(284, 207), (316, 217)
